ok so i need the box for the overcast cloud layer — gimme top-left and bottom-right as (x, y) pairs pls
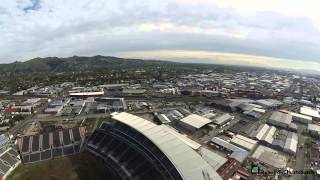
(1, 0), (320, 70)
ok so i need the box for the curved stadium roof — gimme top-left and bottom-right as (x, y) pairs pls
(88, 112), (221, 180)
(106, 112), (221, 180)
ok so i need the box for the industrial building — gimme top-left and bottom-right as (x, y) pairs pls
(231, 135), (258, 151)
(256, 99), (283, 109)
(198, 147), (227, 171)
(213, 113), (233, 126)
(308, 124), (320, 137)
(17, 127), (86, 164)
(300, 106), (320, 121)
(284, 132), (298, 154)
(69, 87), (104, 97)
(210, 137), (249, 163)
(251, 145), (287, 169)
(96, 97), (127, 112)
(178, 114), (212, 132)
(250, 124), (276, 145)
(87, 112), (222, 180)
(157, 114), (171, 124)
(290, 112), (312, 124)
(268, 111), (292, 128)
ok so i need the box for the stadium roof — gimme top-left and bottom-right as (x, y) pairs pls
(111, 112), (222, 180)
(179, 114), (212, 129)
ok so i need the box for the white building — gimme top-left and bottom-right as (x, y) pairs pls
(308, 124), (320, 136)
(178, 114), (212, 132)
(301, 106), (320, 121)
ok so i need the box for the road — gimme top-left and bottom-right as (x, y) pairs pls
(292, 125), (307, 180)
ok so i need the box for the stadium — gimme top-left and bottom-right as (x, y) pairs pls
(86, 112), (221, 180)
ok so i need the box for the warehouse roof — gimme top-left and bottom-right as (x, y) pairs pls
(231, 135), (257, 151)
(308, 124), (320, 134)
(284, 132), (298, 154)
(269, 111), (292, 126)
(211, 137), (249, 162)
(261, 126), (276, 144)
(213, 113), (232, 125)
(251, 145), (287, 169)
(179, 114), (212, 129)
(301, 106), (320, 118)
(250, 124), (270, 140)
(112, 112), (222, 180)
(198, 147), (227, 170)
(290, 112), (312, 121)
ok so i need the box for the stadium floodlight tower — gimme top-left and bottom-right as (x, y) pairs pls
(86, 112), (222, 180)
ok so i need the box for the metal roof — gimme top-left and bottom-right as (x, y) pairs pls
(284, 132), (298, 154)
(210, 137), (249, 162)
(251, 124), (270, 140)
(261, 126), (276, 144)
(198, 147), (227, 170)
(269, 111), (292, 126)
(251, 145), (287, 169)
(213, 113), (232, 125)
(308, 123), (320, 133)
(111, 112), (222, 180)
(179, 114), (212, 129)
(301, 106), (320, 118)
(231, 135), (257, 151)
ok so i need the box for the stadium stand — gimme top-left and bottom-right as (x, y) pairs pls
(17, 127), (85, 164)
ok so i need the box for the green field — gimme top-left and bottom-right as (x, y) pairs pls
(7, 152), (118, 180)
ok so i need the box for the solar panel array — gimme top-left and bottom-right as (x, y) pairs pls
(0, 148), (20, 177)
(18, 127), (85, 164)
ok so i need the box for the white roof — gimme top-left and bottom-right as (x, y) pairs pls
(213, 113), (232, 125)
(252, 124), (270, 140)
(261, 126), (276, 144)
(198, 147), (227, 170)
(308, 123), (320, 133)
(290, 112), (312, 121)
(179, 114), (212, 129)
(301, 106), (320, 118)
(231, 135), (257, 151)
(253, 108), (266, 113)
(284, 132), (298, 153)
(112, 112), (221, 180)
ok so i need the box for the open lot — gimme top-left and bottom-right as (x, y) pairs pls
(7, 152), (119, 180)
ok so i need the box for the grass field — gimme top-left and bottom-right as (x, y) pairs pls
(7, 152), (119, 180)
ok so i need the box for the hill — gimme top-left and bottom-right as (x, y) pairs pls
(0, 55), (175, 74)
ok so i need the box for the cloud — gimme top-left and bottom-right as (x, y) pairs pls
(0, 0), (319, 71)
(121, 50), (320, 72)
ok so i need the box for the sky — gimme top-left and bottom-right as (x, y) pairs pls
(1, 0), (320, 71)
